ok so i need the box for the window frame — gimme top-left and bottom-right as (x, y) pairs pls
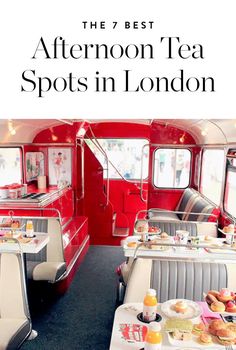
(0, 146), (23, 186)
(152, 147), (192, 189)
(199, 147), (225, 206)
(223, 156), (236, 219)
(85, 137), (150, 181)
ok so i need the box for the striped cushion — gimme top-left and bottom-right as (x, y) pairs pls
(148, 221), (198, 236)
(176, 188), (199, 220)
(186, 198), (214, 221)
(151, 260), (227, 302)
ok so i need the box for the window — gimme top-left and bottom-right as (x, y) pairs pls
(153, 148), (191, 188)
(86, 138), (149, 179)
(224, 157), (236, 217)
(0, 148), (22, 186)
(200, 149), (224, 205)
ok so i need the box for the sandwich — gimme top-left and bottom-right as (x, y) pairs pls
(192, 322), (206, 336)
(216, 328), (236, 346)
(208, 319), (226, 335)
(164, 318), (193, 341)
(199, 333), (212, 345)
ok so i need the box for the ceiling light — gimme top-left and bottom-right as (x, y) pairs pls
(201, 129), (208, 136)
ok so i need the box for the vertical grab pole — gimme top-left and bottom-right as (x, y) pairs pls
(140, 144), (149, 202)
(76, 139), (85, 201)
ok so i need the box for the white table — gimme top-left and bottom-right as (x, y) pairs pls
(122, 236), (236, 263)
(0, 232), (49, 253)
(109, 303), (232, 350)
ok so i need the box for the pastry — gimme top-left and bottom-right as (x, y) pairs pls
(218, 288), (234, 302)
(204, 235), (213, 242)
(127, 241), (137, 248)
(216, 328), (235, 346)
(226, 322), (236, 334)
(208, 289), (220, 298)
(225, 300), (236, 313)
(205, 293), (218, 305)
(199, 333), (212, 344)
(160, 232), (169, 239)
(210, 301), (225, 312)
(192, 322), (206, 335)
(208, 319), (226, 335)
(174, 300), (188, 313)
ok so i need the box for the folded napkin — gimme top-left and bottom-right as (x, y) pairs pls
(196, 301), (221, 324)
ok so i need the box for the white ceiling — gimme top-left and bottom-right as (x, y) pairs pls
(0, 118), (236, 145)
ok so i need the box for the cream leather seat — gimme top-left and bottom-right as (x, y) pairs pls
(25, 218), (66, 283)
(0, 240), (31, 349)
(124, 258), (236, 303)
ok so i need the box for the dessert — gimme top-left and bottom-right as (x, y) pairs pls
(192, 322), (206, 335)
(11, 220), (20, 228)
(174, 300), (188, 313)
(226, 300), (236, 313)
(208, 319), (226, 335)
(208, 289), (220, 298)
(210, 301), (225, 312)
(204, 235), (213, 242)
(127, 241), (137, 248)
(216, 328), (235, 346)
(160, 232), (169, 239)
(218, 288), (234, 302)
(205, 292), (218, 305)
(199, 333), (212, 344)
(148, 226), (160, 233)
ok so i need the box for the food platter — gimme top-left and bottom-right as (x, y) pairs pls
(205, 300), (236, 316)
(161, 299), (202, 319)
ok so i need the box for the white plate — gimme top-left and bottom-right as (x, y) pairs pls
(167, 332), (224, 349)
(161, 299), (202, 319)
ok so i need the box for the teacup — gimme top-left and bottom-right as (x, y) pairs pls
(176, 230), (189, 246)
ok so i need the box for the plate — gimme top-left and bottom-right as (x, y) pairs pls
(167, 332), (223, 349)
(161, 299), (202, 319)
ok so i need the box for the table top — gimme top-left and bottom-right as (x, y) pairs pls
(0, 232), (49, 254)
(109, 302), (232, 350)
(122, 236), (236, 263)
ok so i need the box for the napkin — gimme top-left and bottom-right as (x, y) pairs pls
(196, 301), (221, 324)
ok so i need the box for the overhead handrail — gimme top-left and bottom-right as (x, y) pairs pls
(135, 208), (218, 223)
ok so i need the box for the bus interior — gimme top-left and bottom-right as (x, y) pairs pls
(0, 118), (236, 349)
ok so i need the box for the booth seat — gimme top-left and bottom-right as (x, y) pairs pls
(149, 188), (220, 222)
(24, 217), (66, 283)
(148, 188), (220, 237)
(0, 244), (32, 349)
(124, 258), (236, 303)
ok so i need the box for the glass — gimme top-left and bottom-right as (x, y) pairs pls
(200, 149), (224, 205)
(85, 138), (149, 180)
(26, 220), (34, 237)
(224, 168), (236, 218)
(153, 148), (191, 188)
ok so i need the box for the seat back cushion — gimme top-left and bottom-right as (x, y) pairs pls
(151, 260), (228, 302)
(0, 253), (27, 318)
(184, 197), (215, 222)
(176, 188), (199, 220)
(148, 221), (198, 236)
